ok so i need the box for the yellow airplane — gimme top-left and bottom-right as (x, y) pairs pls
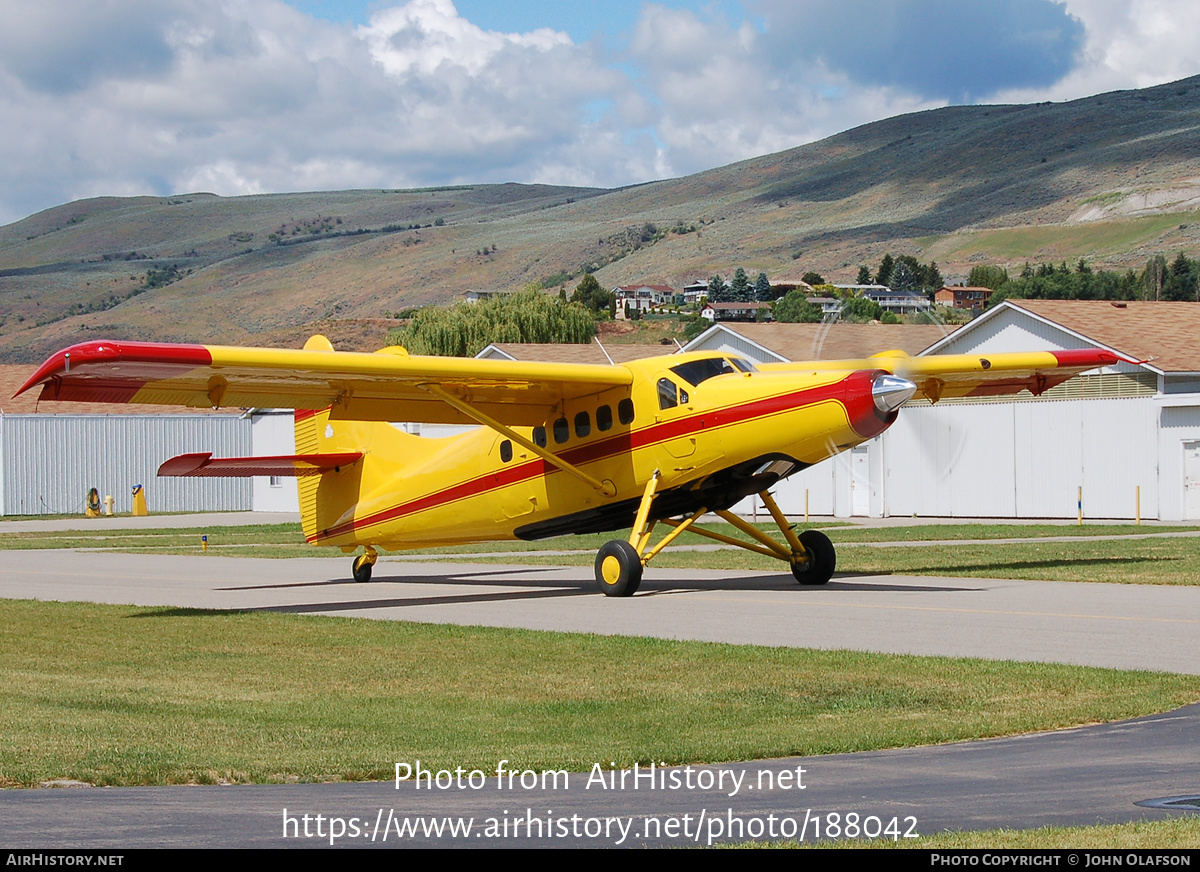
(17, 337), (1120, 595)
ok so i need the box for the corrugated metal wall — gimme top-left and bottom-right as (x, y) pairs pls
(743, 397), (1167, 520)
(1, 415), (251, 515)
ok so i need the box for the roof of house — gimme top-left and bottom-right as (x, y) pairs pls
(614, 284), (675, 294)
(1002, 299), (1200, 373)
(937, 286), (992, 294)
(696, 323), (950, 361)
(478, 343), (672, 365)
(0, 365), (241, 415)
(710, 301), (773, 310)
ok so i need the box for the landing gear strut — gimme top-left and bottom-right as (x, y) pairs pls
(352, 546), (378, 583)
(592, 481), (837, 596)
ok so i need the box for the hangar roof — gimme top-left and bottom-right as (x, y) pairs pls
(1002, 300), (1200, 373)
(477, 343), (668, 364)
(924, 300), (1200, 375)
(684, 322), (948, 363)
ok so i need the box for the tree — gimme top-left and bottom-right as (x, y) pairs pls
(772, 289), (823, 323)
(876, 254), (894, 287)
(571, 273), (615, 318)
(841, 296), (884, 322)
(386, 288), (596, 357)
(1164, 252), (1198, 301)
(754, 272), (772, 302)
(925, 261), (943, 290)
(856, 265), (872, 285)
(889, 260), (919, 293)
(729, 267), (751, 302)
(1143, 254), (1167, 301)
(801, 271), (826, 287)
(967, 264), (1010, 290)
(707, 274), (727, 303)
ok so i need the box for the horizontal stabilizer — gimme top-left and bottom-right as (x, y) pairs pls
(157, 452), (363, 478)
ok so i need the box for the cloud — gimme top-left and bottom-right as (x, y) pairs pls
(749, 0), (1086, 102)
(993, 0), (1200, 101)
(2, 0), (1200, 225)
(0, 0), (652, 222)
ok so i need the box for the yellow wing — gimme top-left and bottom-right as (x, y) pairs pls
(761, 348), (1127, 402)
(16, 337), (636, 426)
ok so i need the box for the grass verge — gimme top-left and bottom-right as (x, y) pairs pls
(1, 598), (1197, 788)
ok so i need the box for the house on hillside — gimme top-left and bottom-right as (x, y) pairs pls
(613, 284), (676, 316)
(708, 301), (774, 322)
(935, 286), (991, 310)
(837, 284), (930, 315)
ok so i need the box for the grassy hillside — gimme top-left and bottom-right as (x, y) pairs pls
(5, 76), (1200, 362)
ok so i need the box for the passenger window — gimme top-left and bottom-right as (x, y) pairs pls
(533, 426), (547, 448)
(618, 399), (635, 424)
(553, 417), (570, 444)
(658, 378), (678, 410)
(500, 440), (513, 462)
(596, 404), (613, 431)
(574, 411), (591, 438)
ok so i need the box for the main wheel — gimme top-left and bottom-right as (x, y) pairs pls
(594, 540), (643, 597)
(352, 553), (374, 584)
(791, 530), (836, 586)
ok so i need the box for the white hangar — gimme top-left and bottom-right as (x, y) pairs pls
(686, 302), (1200, 521)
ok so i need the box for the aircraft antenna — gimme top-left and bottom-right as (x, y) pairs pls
(594, 337), (615, 365)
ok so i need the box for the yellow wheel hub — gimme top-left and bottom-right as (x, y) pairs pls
(601, 555), (623, 585)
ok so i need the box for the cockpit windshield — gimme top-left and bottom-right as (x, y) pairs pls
(670, 356), (756, 386)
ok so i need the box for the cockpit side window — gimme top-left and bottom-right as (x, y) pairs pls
(657, 377), (678, 410)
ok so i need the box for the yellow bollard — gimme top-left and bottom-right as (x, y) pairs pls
(131, 484), (148, 517)
(1136, 486), (1141, 525)
(201, 535), (208, 553)
(1077, 486), (1083, 526)
(104, 494), (114, 516)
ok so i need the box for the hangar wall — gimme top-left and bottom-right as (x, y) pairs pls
(751, 394), (1200, 521)
(0, 414), (251, 515)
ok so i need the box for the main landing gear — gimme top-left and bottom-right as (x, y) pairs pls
(593, 472), (836, 597)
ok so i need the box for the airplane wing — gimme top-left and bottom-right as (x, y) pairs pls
(15, 338), (635, 426)
(762, 348), (1127, 402)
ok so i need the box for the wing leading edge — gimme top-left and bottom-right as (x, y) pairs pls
(762, 348), (1128, 401)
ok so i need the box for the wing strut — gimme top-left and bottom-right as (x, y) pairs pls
(417, 383), (617, 497)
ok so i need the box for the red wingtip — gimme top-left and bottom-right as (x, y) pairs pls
(15, 340), (213, 400)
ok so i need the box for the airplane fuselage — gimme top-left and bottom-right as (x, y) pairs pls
(300, 356), (896, 552)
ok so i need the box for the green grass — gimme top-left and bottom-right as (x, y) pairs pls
(1, 598), (1196, 788)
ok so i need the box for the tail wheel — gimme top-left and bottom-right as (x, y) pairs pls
(595, 540), (643, 597)
(352, 553), (374, 584)
(791, 530), (836, 586)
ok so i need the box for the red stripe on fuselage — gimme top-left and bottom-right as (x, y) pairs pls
(309, 372), (876, 543)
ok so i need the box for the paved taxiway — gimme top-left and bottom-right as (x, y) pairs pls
(3, 549), (1199, 674)
(2, 547), (1198, 846)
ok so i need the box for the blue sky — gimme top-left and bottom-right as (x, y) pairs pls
(1, 0), (1198, 224)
